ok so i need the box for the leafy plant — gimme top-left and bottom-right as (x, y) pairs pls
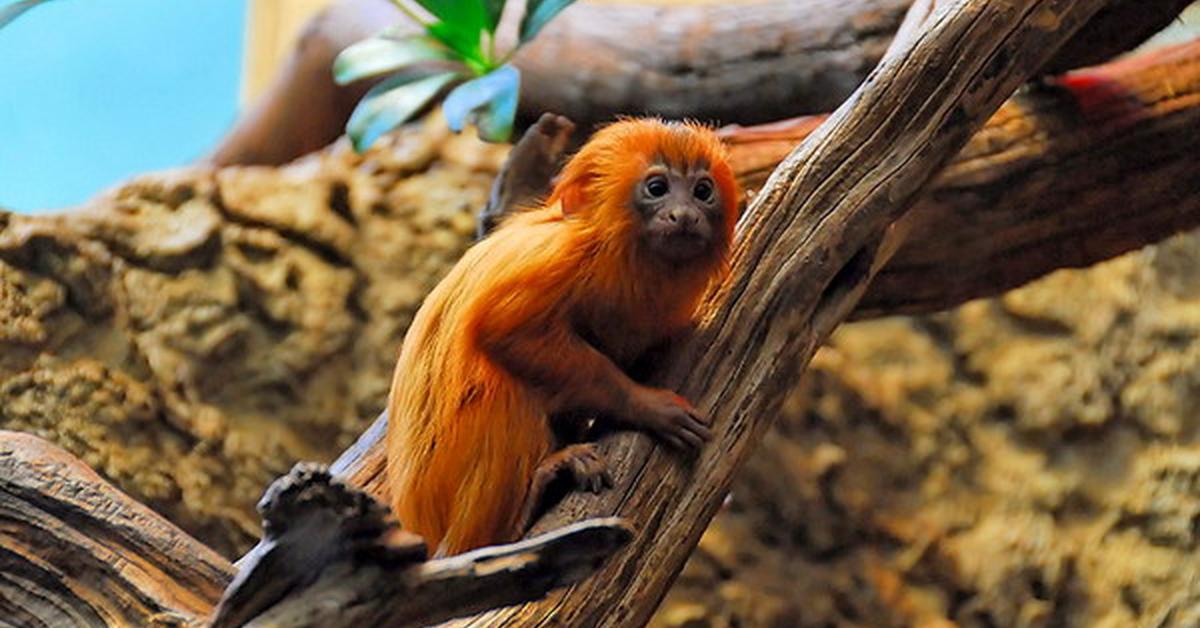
(334, 0), (576, 151)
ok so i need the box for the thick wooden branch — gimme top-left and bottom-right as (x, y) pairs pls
(0, 430), (630, 627)
(211, 464), (633, 628)
(518, 0), (1192, 126)
(0, 431), (234, 626)
(506, 0), (1114, 623)
(722, 39), (1200, 317)
(208, 0), (1190, 166)
(477, 40), (1200, 317)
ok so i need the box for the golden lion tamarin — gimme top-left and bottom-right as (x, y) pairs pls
(385, 118), (740, 555)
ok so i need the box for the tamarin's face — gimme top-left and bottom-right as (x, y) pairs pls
(632, 161), (725, 264)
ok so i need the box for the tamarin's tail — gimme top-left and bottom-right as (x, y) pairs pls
(391, 382), (551, 556)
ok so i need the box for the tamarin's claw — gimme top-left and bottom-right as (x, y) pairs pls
(559, 443), (614, 494)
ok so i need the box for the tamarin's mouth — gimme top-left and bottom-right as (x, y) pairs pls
(652, 229), (711, 262)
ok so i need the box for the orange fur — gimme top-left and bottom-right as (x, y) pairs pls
(385, 119), (740, 555)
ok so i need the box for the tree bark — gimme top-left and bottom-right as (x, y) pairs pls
(721, 39), (1200, 317)
(517, 0), (1192, 126)
(0, 431), (233, 627)
(207, 0), (1191, 166)
(0, 431), (632, 627)
(210, 465), (632, 628)
(500, 0), (1116, 623)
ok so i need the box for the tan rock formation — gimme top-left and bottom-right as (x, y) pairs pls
(0, 116), (504, 556)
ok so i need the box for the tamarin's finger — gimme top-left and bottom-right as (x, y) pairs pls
(686, 421), (714, 442)
(676, 427), (704, 450)
(661, 432), (687, 450)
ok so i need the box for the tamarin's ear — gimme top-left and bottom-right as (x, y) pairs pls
(558, 174), (592, 217)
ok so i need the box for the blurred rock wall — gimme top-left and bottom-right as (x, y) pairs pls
(0, 118), (504, 556)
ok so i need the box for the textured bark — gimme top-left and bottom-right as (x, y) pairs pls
(208, 0), (1191, 167)
(721, 39), (1200, 317)
(0, 431), (234, 627)
(478, 39), (1200, 319)
(517, 0), (1191, 126)
(211, 465), (632, 628)
(0, 431), (630, 628)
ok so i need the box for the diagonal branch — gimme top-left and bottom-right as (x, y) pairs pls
(723, 39), (1200, 317)
(444, 1), (1118, 625)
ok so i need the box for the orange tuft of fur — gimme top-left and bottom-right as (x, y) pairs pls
(385, 118), (740, 555)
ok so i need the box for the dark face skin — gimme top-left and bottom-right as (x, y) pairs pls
(633, 162), (723, 264)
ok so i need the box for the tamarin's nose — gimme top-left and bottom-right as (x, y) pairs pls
(666, 208), (698, 227)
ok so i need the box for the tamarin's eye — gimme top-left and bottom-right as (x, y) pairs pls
(693, 179), (714, 202)
(645, 175), (670, 198)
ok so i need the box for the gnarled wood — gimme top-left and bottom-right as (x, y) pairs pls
(211, 464), (633, 628)
(501, 0), (1115, 623)
(208, 0), (1191, 167)
(518, 0), (1191, 126)
(722, 39), (1200, 317)
(0, 431), (234, 627)
(0, 430), (631, 627)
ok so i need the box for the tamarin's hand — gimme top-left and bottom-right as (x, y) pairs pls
(385, 118), (740, 556)
(624, 386), (712, 451)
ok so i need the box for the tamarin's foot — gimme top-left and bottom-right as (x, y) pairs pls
(540, 443), (613, 494)
(519, 443), (613, 532)
(557, 443), (613, 493)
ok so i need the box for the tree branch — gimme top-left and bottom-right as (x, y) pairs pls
(0, 431), (233, 626)
(208, 0), (1191, 166)
(210, 465), (633, 628)
(722, 39), (1200, 317)
(517, 0), (1191, 126)
(0, 430), (631, 627)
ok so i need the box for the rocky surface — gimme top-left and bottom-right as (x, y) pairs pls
(2, 114), (1197, 624)
(0, 114), (506, 556)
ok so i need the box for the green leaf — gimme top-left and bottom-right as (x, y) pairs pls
(443, 65), (519, 143)
(413, 0), (491, 62)
(482, 0), (505, 31)
(0, 0), (54, 30)
(333, 34), (452, 85)
(426, 21), (486, 69)
(346, 71), (459, 152)
(519, 0), (576, 45)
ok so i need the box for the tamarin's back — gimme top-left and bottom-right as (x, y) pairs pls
(387, 211), (570, 554)
(386, 119), (740, 556)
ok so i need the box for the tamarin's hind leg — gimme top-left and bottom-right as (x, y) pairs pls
(517, 443), (613, 533)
